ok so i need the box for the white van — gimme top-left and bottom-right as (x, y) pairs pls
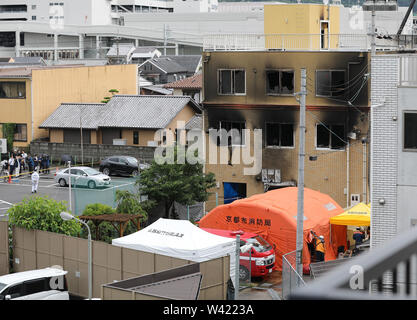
(0, 267), (69, 300)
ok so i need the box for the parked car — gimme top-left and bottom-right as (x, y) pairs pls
(99, 156), (147, 177)
(0, 267), (69, 300)
(54, 166), (111, 189)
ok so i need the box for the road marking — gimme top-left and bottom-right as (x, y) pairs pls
(45, 183), (59, 188)
(0, 200), (12, 206)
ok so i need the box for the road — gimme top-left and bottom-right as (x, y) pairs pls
(0, 172), (134, 219)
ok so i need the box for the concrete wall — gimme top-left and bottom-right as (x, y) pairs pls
(264, 4), (340, 35)
(396, 87), (417, 234)
(30, 141), (156, 164)
(370, 54), (399, 248)
(0, 221), (8, 276)
(122, 11), (264, 34)
(12, 226), (229, 300)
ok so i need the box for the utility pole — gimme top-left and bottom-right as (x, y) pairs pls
(68, 161), (72, 213)
(371, 0), (376, 56)
(235, 234), (240, 300)
(80, 107), (83, 166)
(163, 24), (167, 56)
(296, 68), (307, 278)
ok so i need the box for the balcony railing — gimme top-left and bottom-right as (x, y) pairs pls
(203, 33), (370, 52)
(290, 226), (417, 300)
(203, 33), (417, 52)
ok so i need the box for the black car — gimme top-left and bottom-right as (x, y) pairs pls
(99, 156), (141, 177)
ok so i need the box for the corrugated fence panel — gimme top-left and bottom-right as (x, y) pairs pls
(11, 227), (230, 299)
(0, 221), (8, 276)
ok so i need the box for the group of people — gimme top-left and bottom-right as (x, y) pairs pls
(0, 151), (50, 193)
(307, 226), (371, 263)
(0, 151), (50, 178)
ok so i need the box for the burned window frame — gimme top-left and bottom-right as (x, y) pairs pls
(265, 122), (295, 148)
(315, 123), (346, 150)
(265, 69), (295, 96)
(315, 69), (346, 98)
(217, 69), (246, 96)
(403, 111), (417, 151)
(218, 120), (246, 147)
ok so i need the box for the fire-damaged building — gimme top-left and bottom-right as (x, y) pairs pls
(202, 50), (370, 211)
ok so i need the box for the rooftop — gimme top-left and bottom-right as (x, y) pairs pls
(164, 72), (202, 89)
(141, 55), (202, 74)
(40, 95), (202, 130)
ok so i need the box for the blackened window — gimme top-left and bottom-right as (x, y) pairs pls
(0, 82), (26, 99)
(316, 124), (345, 149)
(316, 70), (346, 97)
(404, 112), (417, 149)
(219, 121), (246, 146)
(218, 69), (245, 95)
(266, 123), (294, 147)
(133, 131), (139, 145)
(14, 124), (27, 142)
(266, 70), (294, 95)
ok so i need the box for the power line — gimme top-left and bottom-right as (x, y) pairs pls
(306, 63), (368, 89)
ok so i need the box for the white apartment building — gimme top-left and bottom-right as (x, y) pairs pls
(0, 1), (414, 61)
(370, 53), (417, 248)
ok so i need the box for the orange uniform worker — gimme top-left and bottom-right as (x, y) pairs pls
(314, 235), (326, 262)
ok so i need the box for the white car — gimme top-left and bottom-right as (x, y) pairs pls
(54, 166), (111, 189)
(0, 267), (69, 300)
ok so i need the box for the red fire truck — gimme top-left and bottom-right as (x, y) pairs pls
(201, 228), (276, 281)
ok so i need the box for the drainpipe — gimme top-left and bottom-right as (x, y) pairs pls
(362, 137), (367, 203)
(346, 140), (350, 208)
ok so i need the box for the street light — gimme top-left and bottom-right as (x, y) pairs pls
(60, 211), (92, 300)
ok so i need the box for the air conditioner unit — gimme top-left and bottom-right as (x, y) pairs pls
(261, 169), (281, 183)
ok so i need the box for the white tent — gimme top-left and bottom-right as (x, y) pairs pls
(112, 218), (238, 287)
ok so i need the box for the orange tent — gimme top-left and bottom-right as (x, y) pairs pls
(198, 187), (347, 270)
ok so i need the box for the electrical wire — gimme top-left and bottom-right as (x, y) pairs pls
(306, 63), (368, 89)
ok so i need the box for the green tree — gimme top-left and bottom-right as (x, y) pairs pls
(2, 123), (15, 154)
(137, 146), (216, 218)
(81, 203), (116, 243)
(8, 196), (81, 236)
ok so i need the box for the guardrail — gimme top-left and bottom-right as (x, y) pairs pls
(291, 226), (417, 300)
(203, 33), (370, 51)
(282, 250), (305, 300)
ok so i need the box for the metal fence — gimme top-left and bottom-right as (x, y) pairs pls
(203, 33), (370, 52)
(282, 250), (305, 300)
(73, 178), (138, 216)
(291, 225), (417, 300)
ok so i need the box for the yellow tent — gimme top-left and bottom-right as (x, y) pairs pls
(329, 203), (370, 226)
